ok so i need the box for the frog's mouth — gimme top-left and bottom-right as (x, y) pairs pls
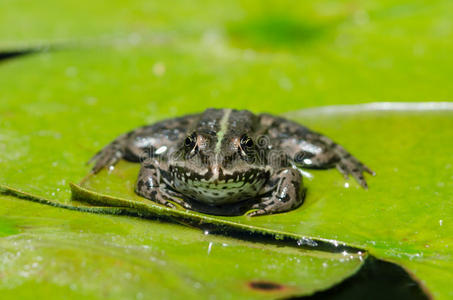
(170, 165), (268, 185)
(168, 166), (270, 205)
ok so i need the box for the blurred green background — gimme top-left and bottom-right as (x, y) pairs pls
(1, 0), (452, 115)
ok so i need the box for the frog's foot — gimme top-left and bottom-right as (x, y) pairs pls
(136, 185), (190, 209)
(248, 198), (279, 217)
(138, 188), (175, 208)
(163, 188), (192, 209)
(248, 168), (303, 217)
(335, 154), (375, 189)
(135, 161), (184, 209)
(88, 142), (124, 174)
(135, 164), (191, 209)
(248, 193), (303, 217)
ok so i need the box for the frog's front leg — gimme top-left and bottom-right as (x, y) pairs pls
(294, 135), (375, 188)
(258, 114), (374, 189)
(88, 114), (198, 174)
(88, 131), (135, 174)
(135, 159), (191, 209)
(248, 168), (304, 217)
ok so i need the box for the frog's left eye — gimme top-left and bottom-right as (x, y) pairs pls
(184, 133), (197, 150)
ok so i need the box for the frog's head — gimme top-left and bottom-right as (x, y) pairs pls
(169, 131), (271, 204)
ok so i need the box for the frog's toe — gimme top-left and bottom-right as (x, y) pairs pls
(162, 189), (191, 209)
(247, 196), (302, 217)
(364, 165), (376, 176)
(247, 207), (273, 217)
(88, 147), (122, 174)
(182, 202), (192, 209)
(337, 158), (374, 189)
(354, 173), (368, 189)
(247, 197), (274, 216)
(336, 163), (350, 179)
(167, 196), (191, 209)
(250, 198), (273, 210)
(153, 193), (176, 208)
(247, 203), (297, 217)
(136, 185), (176, 209)
(163, 201), (176, 209)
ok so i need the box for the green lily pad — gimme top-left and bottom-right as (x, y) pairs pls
(0, 217), (19, 237)
(0, 46), (452, 297)
(71, 105), (453, 299)
(0, 194), (365, 299)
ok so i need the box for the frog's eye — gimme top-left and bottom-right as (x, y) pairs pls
(184, 133), (197, 150)
(240, 135), (254, 149)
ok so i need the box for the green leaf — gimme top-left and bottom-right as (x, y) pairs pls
(0, 194), (364, 299)
(1, 47), (452, 297)
(71, 106), (453, 299)
(0, 216), (19, 237)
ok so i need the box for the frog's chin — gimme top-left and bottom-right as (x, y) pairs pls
(169, 168), (271, 205)
(173, 178), (267, 205)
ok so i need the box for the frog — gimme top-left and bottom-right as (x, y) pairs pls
(88, 108), (374, 216)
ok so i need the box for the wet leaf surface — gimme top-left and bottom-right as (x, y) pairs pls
(0, 195), (364, 299)
(73, 107), (453, 299)
(3, 97), (451, 297)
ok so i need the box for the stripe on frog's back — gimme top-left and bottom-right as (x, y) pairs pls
(196, 108), (233, 157)
(220, 109), (257, 148)
(195, 109), (229, 135)
(215, 109), (232, 154)
(195, 108), (257, 156)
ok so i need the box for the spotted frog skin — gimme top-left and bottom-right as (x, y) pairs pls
(89, 108), (374, 216)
